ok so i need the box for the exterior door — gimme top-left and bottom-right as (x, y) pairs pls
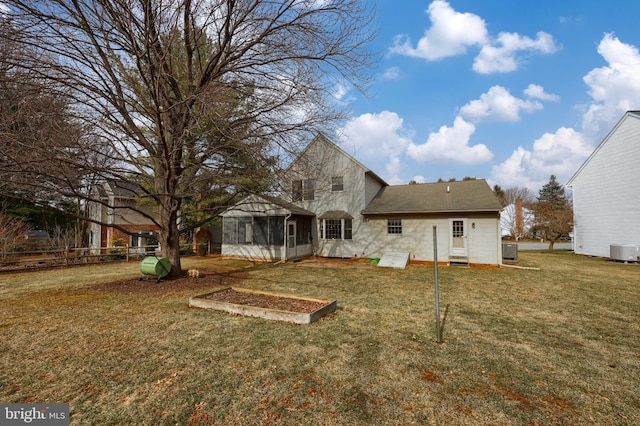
(450, 219), (468, 257)
(286, 220), (297, 259)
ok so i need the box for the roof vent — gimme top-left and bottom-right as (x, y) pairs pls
(446, 185), (450, 193)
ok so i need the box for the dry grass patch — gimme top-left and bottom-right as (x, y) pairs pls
(1, 253), (638, 425)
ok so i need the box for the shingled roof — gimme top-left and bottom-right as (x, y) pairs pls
(361, 179), (502, 215)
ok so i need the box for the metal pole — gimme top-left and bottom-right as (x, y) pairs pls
(433, 225), (442, 342)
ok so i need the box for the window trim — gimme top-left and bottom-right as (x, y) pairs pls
(292, 179), (315, 201)
(320, 218), (352, 240)
(387, 219), (402, 235)
(331, 176), (344, 192)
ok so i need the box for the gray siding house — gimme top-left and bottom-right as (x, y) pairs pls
(221, 134), (503, 265)
(567, 111), (640, 257)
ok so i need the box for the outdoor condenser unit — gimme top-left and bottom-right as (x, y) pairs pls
(502, 243), (518, 262)
(609, 244), (640, 262)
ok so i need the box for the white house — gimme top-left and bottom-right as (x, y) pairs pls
(566, 111), (640, 257)
(87, 180), (160, 253)
(221, 134), (503, 266)
(500, 199), (534, 239)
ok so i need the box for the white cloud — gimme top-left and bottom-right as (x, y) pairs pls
(492, 34), (640, 190)
(491, 127), (592, 190)
(390, 0), (488, 60)
(524, 84), (560, 102)
(412, 175), (426, 184)
(407, 116), (493, 164)
(332, 82), (352, 102)
(581, 33), (640, 138)
(459, 85), (543, 123)
(473, 31), (558, 74)
(337, 111), (413, 182)
(381, 67), (401, 81)
(389, 2), (558, 74)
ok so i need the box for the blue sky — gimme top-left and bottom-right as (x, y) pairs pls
(332, 0), (640, 191)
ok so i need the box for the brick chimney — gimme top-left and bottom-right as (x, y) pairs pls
(516, 198), (523, 239)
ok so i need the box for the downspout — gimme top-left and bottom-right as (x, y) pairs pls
(278, 212), (291, 263)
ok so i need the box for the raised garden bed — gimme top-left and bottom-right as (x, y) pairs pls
(188, 287), (337, 324)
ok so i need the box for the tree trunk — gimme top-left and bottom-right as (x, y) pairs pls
(155, 160), (183, 278)
(157, 199), (183, 278)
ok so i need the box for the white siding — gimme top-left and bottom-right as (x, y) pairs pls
(569, 113), (640, 257)
(284, 136), (385, 259)
(467, 217), (502, 264)
(352, 215), (500, 264)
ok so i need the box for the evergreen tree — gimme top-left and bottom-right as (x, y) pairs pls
(537, 175), (565, 202)
(493, 184), (506, 206)
(533, 175), (573, 250)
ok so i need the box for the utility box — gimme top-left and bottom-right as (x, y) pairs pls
(610, 244), (640, 262)
(502, 243), (518, 262)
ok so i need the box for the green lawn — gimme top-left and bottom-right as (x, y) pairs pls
(1, 252), (638, 425)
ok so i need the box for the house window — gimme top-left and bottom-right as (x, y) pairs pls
(303, 179), (315, 200)
(292, 179), (315, 201)
(331, 176), (344, 192)
(292, 180), (303, 201)
(387, 219), (402, 234)
(296, 217), (312, 245)
(344, 219), (352, 240)
(321, 218), (352, 240)
(452, 220), (464, 238)
(325, 219), (342, 239)
(224, 216), (285, 246)
(238, 217), (253, 244)
(223, 217), (238, 244)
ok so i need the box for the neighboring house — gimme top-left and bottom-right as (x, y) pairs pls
(500, 199), (534, 239)
(567, 111), (640, 257)
(88, 180), (160, 254)
(24, 230), (51, 251)
(221, 134), (504, 266)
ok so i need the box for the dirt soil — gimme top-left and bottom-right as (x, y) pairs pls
(199, 288), (327, 313)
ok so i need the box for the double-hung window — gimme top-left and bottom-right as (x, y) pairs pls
(387, 219), (402, 235)
(331, 176), (344, 192)
(292, 179), (315, 201)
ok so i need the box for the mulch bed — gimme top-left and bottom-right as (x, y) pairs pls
(91, 270), (249, 294)
(200, 288), (327, 314)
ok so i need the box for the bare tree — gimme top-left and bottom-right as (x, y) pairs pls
(0, 212), (32, 257)
(1, 0), (377, 276)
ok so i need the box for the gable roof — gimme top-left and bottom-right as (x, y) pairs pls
(567, 110), (640, 186)
(361, 179), (502, 215)
(288, 133), (388, 186)
(100, 180), (144, 198)
(221, 194), (315, 217)
(258, 194), (315, 216)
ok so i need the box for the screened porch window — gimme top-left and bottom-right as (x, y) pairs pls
(223, 216), (284, 246)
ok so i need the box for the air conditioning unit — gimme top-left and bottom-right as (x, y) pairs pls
(502, 243), (518, 262)
(610, 244), (640, 262)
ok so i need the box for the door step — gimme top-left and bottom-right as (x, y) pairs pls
(449, 256), (469, 267)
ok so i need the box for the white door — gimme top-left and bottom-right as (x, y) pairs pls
(450, 219), (468, 257)
(286, 220), (297, 259)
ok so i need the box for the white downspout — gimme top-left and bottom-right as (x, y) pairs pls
(283, 212), (292, 263)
